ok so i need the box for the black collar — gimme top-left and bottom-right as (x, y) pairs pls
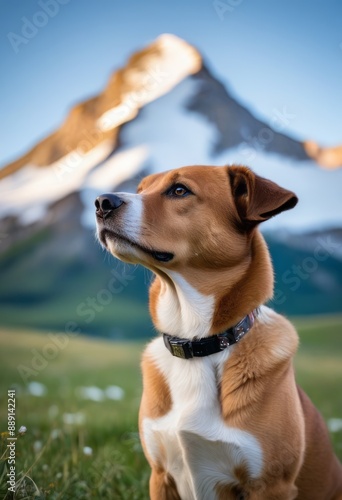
(163, 308), (260, 359)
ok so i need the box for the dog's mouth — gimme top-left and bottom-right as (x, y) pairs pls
(100, 229), (174, 263)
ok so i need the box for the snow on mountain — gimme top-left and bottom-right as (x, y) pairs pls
(118, 68), (342, 231)
(0, 33), (341, 233)
(120, 76), (215, 170)
(0, 34), (202, 227)
(0, 33), (341, 332)
(0, 140), (112, 224)
(96, 34), (201, 132)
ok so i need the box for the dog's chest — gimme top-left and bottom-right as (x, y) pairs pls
(142, 338), (263, 500)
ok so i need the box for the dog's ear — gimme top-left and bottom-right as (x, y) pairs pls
(228, 166), (298, 229)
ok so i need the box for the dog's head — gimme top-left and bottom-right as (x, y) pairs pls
(95, 165), (297, 274)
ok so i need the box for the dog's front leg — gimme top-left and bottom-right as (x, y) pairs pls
(247, 480), (298, 500)
(149, 469), (181, 500)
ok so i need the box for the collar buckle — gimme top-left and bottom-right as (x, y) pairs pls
(163, 336), (194, 359)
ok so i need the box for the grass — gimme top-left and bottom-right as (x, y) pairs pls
(0, 331), (149, 499)
(0, 316), (341, 499)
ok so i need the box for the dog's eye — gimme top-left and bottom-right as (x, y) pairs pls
(166, 184), (192, 197)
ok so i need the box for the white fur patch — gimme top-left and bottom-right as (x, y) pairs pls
(143, 338), (263, 499)
(258, 305), (297, 361)
(156, 271), (215, 338)
(257, 304), (276, 324)
(114, 192), (143, 241)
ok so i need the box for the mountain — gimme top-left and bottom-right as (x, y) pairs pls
(0, 34), (341, 337)
(265, 228), (342, 316)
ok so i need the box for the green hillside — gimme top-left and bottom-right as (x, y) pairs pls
(0, 228), (152, 339)
(0, 228), (341, 339)
(0, 317), (341, 498)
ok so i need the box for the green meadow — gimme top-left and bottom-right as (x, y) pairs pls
(0, 316), (341, 499)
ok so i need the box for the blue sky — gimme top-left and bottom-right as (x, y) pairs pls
(1, 0), (342, 167)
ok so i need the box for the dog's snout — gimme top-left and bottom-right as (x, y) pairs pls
(95, 193), (124, 216)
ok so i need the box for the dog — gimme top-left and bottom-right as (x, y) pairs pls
(95, 165), (342, 499)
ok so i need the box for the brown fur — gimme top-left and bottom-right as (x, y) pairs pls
(139, 355), (172, 470)
(97, 165), (342, 499)
(149, 469), (181, 500)
(295, 387), (342, 499)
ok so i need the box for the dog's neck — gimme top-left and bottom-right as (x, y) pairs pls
(149, 231), (274, 339)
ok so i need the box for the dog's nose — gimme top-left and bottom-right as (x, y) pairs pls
(95, 193), (124, 216)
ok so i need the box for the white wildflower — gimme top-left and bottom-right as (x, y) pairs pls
(33, 440), (42, 453)
(105, 385), (125, 401)
(327, 418), (342, 433)
(27, 382), (47, 397)
(76, 386), (104, 402)
(50, 429), (62, 439)
(83, 446), (93, 456)
(63, 412), (85, 425)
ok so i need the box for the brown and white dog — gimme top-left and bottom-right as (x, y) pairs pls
(95, 165), (342, 499)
